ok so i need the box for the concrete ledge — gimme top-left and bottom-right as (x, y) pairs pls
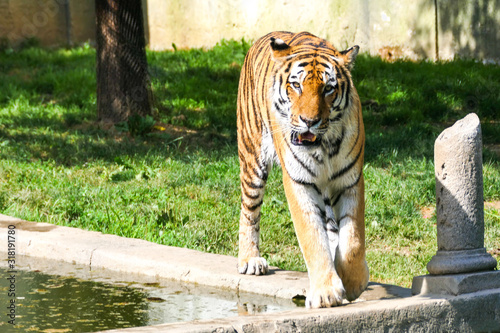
(0, 214), (309, 299)
(100, 289), (500, 333)
(0, 214), (409, 302)
(412, 270), (500, 296)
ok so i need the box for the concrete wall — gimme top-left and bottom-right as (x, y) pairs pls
(144, 0), (434, 60)
(0, 0), (499, 62)
(437, 0), (500, 63)
(0, 0), (95, 47)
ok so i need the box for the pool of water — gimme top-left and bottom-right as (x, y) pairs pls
(1, 258), (300, 332)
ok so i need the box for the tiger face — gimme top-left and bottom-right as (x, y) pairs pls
(270, 36), (359, 151)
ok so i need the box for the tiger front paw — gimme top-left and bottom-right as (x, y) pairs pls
(238, 257), (269, 275)
(306, 276), (345, 308)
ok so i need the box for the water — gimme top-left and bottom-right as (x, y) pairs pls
(1, 259), (299, 332)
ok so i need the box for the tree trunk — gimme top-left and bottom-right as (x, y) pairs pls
(95, 0), (151, 124)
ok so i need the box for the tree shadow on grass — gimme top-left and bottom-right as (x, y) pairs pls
(1, 45), (500, 169)
(0, 118), (235, 168)
(0, 49), (243, 167)
(354, 54), (500, 166)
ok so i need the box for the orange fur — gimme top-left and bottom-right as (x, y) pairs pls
(237, 31), (368, 307)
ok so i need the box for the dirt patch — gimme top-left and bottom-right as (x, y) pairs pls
(152, 123), (231, 150)
(152, 122), (198, 137)
(70, 121), (230, 151)
(420, 201), (500, 219)
(378, 46), (404, 62)
(485, 201), (500, 211)
(420, 206), (435, 219)
(488, 248), (500, 259)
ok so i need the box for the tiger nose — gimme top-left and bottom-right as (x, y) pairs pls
(300, 116), (321, 129)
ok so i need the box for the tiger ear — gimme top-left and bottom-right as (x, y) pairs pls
(270, 37), (291, 60)
(340, 45), (359, 70)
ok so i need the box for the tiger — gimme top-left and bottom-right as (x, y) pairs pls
(236, 31), (368, 308)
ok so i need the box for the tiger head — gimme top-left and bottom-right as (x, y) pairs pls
(269, 35), (359, 148)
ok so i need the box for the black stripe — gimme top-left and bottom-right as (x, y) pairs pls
(346, 170), (363, 190)
(253, 165), (268, 182)
(287, 172), (322, 196)
(259, 58), (272, 105)
(289, 32), (312, 45)
(274, 101), (282, 112)
(340, 81), (347, 104)
(243, 199), (263, 212)
(275, 96), (288, 117)
(325, 220), (339, 233)
(343, 80), (351, 109)
(332, 90), (342, 109)
(293, 53), (317, 61)
(242, 210), (260, 225)
(328, 127), (345, 157)
(237, 151), (247, 165)
(347, 113), (362, 156)
(329, 144), (363, 180)
(250, 103), (262, 134)
(330, 105), (341, 112)
(329, 171), (363, 208)
(243, 176), (265, 190)
(241, 131), (257, 155)
(242, 185), (261, 200)
(331, 192), (343, 207)
(314, 203), (326, 219)
(312, 151), (324, 164)
(265, 70), (279, 125)
(319, 54), (339, 64)
(329, 111), (342, 122)
(238, 127), (253, 154)
(317, 61), (331, 69)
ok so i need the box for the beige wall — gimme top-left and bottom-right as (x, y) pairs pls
(0, 0), (95, 47)
(1, 0), (499, 63)
(437, 0), (500, 63)
(145, 0), (434, 60)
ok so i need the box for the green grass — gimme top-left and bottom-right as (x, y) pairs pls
(1, 41), (499, 288)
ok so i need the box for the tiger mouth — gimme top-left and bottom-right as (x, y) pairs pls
(291, 131), (321, 146)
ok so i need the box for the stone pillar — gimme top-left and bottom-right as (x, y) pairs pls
(427, 113), (497, 274)
(412, 113), (499, 296)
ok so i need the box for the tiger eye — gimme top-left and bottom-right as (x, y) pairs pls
(324, 84), (334, 93)
(292, 82), (301, 89)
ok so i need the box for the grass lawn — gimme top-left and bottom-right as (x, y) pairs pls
(0, 41), (499, 288)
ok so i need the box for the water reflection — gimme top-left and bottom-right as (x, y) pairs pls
(1, 269), (149, 332)
(0, 265), (298, 332)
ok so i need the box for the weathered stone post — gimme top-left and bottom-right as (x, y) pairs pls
(412, 113), (499, 295)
